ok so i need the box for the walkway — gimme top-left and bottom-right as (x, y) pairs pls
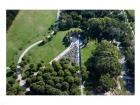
(113, 11), (135, 92)
(17, 40), (43, 64)
(16, 10), (61, 88)
(49, 41), (78, 64)
(49, 36), (85, 95)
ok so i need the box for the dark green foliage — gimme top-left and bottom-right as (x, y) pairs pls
(52, 61), (62, 71)
(93, 40), (122, 77)
(62, 82), (69, 91)
(124, 47), (134, 77)
(23, 58), (81, 95)
(6, 10), (19, 30)
(100, 74), (116, 92)
(85, 40), (123, 93)
(65, 76), (74, 84)
(81, 65), (89, 81)
(7, 80), (25, 95)
(30, 81), (45, 95)
(58, 10), (119, 31)
(87, 17), (120, 40)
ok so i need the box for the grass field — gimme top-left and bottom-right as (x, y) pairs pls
(7, 10), (57, 66)
(127, 10), (134, 17)
(25, 28), (81, 65)
(81, 40), (98, 64)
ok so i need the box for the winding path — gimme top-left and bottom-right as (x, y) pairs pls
(16, 40), (43, 86)
(16, 10), (61, 88)
(114, 10), (135, 92)
(17, 40), (43, 64)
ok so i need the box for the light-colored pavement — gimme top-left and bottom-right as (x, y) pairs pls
(16, 40), (43, 87)
(18, 40), (43, 64)
(50, 37), (84, 95)
(49, 40), (79, 64)
(120, 75), (134, 80)
(16, 10), (61, 89)
(57, 10), (61, 20)
(116, 77), (121, 90)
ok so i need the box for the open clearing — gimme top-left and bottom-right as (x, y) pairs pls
(26, 28), (81, 64)
(7, 10), (57, 66)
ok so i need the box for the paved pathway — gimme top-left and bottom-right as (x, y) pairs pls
(16, 10), (61, 88)
(18, 40), (43, 64)
(49, 37), (84, 95)
(49, 40), (79, 64)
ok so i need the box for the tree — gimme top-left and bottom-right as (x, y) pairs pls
(36, 75), (43, 81)
(47, 79), (55, 86)
(74, 76), (80, 85)
(45, 64), (54, 73)
(69, 66), (76, 74)
(93, 40), (122, 77)
(81, 65), (89, 81)
(30, 81), (45, 95)
(124, 47), (134, 77)
(70, 87), (80, 95)
(55, 83), (62, 89)
(64, 69), (72, 76)
(43, 73), (51, 80)
(65, 76), (74, 84)
(100, 74), (116, 92)
(52, 61), (62, 71)
(58, 70), (64, 76)
(26, 78), (32, 87)
(7, 77), (15, 85)
(62, 82), (69, 90)
(87, 17), (120, 40)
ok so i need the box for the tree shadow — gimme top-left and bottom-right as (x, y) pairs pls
(38, 41), (46, 47)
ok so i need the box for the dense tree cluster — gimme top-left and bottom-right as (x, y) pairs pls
(59, 10), (134, 44)
(86, 40), (123, 93)
(87, 17), (121, 40)
(58, 10), (126, 31)
(7, 10), (134, 95)
(23, 57), (84, 95)
(6, 63), (25, 95)
(124, 47), (134, 77)
(6, 10), (19, 31)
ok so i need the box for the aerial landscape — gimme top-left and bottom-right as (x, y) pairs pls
(6, 10), (135, 95)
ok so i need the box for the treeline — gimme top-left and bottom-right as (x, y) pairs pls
(59, 10), (134, 45)
(59, 10), (134, 94)
(60, 10), (134, 78)
(6, 10), (19, 31)
(7, 57), (89, 95)
(6, 63), (25, 95)
(58, 10), (125, 31)
(85, 40), (123, 94)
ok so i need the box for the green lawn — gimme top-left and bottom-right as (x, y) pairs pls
(81, 39), (98, 64)
(127, 10), (134, 18)
(25, 28), (81, 65)
(7, 10), (57, 66)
